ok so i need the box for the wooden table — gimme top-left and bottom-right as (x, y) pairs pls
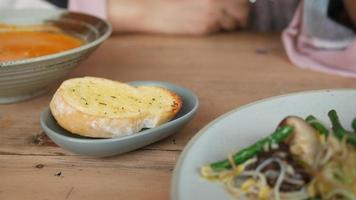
(1, 32), (355, 200)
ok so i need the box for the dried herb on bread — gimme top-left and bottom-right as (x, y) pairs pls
(50, 77), (182, 138)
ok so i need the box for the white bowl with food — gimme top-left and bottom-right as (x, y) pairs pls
(171, 89), (356, 200)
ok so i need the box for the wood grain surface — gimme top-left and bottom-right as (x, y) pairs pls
(1, 32), (355, 200)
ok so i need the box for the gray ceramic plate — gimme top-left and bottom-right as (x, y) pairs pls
(40, 81), (199, 157)
(171, 89), (356, 200)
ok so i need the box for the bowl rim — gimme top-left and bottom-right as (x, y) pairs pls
(40, 81), (199, 144)
(0, 9), (112, 67)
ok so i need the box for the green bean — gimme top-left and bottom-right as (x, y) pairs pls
(210, 125), (294, 171)
(305, 115), (329, 136)
(328, 110), (356, 146)
(304, 197), (321, 200)
(352, 118), (356, 132)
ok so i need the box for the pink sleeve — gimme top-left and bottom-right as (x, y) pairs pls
(68, 0), (107, 19)
(282, 3), (356, 78)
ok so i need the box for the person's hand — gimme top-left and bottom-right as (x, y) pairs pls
(108, 0), (250, 35)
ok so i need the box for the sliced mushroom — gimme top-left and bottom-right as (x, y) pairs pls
(280, 116), (321, 167)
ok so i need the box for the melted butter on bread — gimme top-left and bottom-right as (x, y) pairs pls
(50, 77), (182, 138)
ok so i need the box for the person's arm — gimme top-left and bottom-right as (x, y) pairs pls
(107, 0), (146, 33)
(344, 0), (356, 25)
(107, 0), (249, 35)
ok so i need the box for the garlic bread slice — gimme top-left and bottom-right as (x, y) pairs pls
(50, 77), (182, 138)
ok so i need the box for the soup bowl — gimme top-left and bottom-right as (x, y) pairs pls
(0, 9), (112, 103)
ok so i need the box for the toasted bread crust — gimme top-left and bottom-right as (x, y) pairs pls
(50, 77), (182, 138)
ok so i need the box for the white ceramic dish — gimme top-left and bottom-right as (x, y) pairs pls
(171, 89), (356, 200)
(40, 81), (199, 157)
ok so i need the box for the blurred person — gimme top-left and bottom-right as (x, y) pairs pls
(70, 0), (251, 35)
(67, 0), (301, 34)
(1, 0), (354, 35)
(68, 0), (355, 78)
(68, 0), (356, 77)
(67, 0), (356, 34)
(1, 0), (355, 77)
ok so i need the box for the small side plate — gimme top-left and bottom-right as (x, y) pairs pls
(40, 81), (199, 157)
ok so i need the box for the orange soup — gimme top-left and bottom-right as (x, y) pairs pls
(0, 31), (83, 62)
